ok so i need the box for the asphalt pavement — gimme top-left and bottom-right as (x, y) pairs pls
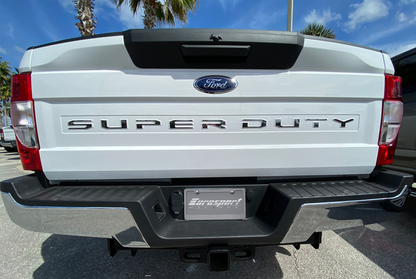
(0, 149), (415, 278)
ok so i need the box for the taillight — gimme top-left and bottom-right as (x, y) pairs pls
(10, 73), (42, 171)
(377, 75), (403, 166)
(1, 130), (4, 141)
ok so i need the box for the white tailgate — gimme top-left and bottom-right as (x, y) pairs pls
(28, 36), (385, 181)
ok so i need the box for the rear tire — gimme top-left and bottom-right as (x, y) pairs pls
(4, 147), (17, 152)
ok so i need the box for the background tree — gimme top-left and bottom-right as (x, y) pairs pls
(113, 0), (198, 29)
(0, 58), (12, 103)
(0, 58), (12, 126)
(74, 0), (97, 36)
(300, 23), (336, 39)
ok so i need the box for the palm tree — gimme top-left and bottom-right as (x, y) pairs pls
(0, 58), (12, 101)
(0, 58), (12, 126)
(74, 0), (97, 36)
(300, 23), (336, 39)
(113, 0), (198, 29)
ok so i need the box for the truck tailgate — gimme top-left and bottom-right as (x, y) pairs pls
(25, 30), (386, 181)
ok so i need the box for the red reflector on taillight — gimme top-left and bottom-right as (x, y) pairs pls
(11, 73), (32, 102)
(11, 73), (42, 171)
(384, 75), (402, 99)
(16, 140), (42, 171)
(376, 75), (403, 166)
(377, 143), (397, 166)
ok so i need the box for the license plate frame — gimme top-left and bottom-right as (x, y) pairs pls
(184, 188), (246, 221)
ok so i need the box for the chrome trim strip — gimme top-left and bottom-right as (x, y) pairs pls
(281, 185), (410, 244)
(1, 192), (149, 248)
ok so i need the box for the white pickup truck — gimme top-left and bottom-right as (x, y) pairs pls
(1, 29), (414, 271)
(0, 126), (17, 152)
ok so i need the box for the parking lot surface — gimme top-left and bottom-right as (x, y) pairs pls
(1, 150), (415, 278)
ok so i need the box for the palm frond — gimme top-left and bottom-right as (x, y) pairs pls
(112, 0), (142, 15)
(114, 0), (197, 28)
(162, 0), (197, 27)
(300, 23), (336, 39)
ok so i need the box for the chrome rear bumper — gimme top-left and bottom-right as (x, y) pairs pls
(281, 184), (411, 243)
(2, 192), (149, 248)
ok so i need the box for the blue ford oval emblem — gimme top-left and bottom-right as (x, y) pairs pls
(193, 76), (238, 94)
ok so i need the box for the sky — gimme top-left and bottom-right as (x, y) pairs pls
(0, 0), (416, 69)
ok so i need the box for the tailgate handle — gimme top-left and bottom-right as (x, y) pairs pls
(181, 45), (251, 57)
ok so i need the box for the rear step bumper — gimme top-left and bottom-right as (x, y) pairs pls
(0, 140), (17, 148)
(1, 170), (413, 249)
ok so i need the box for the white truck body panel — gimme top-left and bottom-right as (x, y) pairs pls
(22, 34), (388, 181)
(1, 127), (16, 142)
(383, 52), (395, 75)
(18, 49), (33, 73)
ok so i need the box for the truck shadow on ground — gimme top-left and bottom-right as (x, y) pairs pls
(334, 196), (416, 279)
(0, 151), (20, 160)
(33, 236), (287, 279)
(1, 151), (17, 155)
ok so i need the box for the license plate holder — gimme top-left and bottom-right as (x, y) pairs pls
(184, 188), (246, 220)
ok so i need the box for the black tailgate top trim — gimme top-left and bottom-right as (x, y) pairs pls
(123, 29), (304, 69)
